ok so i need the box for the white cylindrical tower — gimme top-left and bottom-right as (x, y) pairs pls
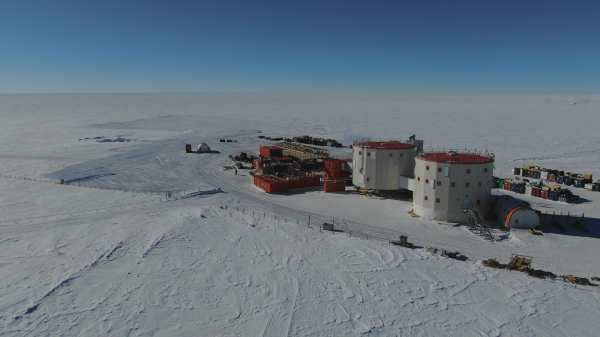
(352, 141), (417, 190)
(412, 151), (494, 223)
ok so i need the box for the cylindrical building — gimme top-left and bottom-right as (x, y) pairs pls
(412, 151), (494, 223)
(352, 141), (417, 190)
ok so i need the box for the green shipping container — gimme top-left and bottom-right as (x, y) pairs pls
(496, 178), (505, 189)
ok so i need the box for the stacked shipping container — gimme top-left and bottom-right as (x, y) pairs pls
(514, 165), (597, 190)
(500, 177), (577, 203)
(323, 158), (349, 193)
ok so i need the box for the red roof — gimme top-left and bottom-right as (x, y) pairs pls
(357, 141), (415, 150)
(419, 151), (494, 164)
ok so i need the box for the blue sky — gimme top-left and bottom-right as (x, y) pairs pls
(1, 0), (599, 93)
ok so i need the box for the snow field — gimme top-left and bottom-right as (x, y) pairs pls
(2, 93), (600, 336)
(5, 198), (600, 336)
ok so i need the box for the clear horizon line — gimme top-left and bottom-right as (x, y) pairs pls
(1, 88), (599, 96)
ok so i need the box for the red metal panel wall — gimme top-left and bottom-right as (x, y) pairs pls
(253, 175), (289, 193)
(260, 146), (283, 158)
(287, 175), (321, 189)
(324, 179), (345, 192)
(260, 146), (271, 158)
(324, 159), (342, 178)
(254, 174), (321, 193)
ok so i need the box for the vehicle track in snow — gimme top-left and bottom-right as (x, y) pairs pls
(11, 240), (127, 322)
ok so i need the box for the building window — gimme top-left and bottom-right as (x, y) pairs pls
(451, 182), (456, 187)
(437, 167), (442, 173)
(465, 182), (470, 188)
(426, 165), (430, 171)
(437, 181), (442, 186)
(466, 168), (471, 174)
(436, 198), (440, 203)
(424, 196), (428, 201)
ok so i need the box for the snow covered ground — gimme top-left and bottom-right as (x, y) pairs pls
(1, 93), (600, 336)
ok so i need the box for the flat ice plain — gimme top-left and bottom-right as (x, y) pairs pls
(1, 93), (600, 336)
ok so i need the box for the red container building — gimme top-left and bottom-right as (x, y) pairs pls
(324, 179), (346, 193)
(287, 175), (321, 189)
(260, 146), (283, 158)
(253, 174), (321, 193)
(253, 175), (288, 193)
(324, 158), (343, 178)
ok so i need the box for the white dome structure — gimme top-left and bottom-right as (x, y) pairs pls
(197, 143), (211, 153)
(504, 207), (540, 229)
(495, 195), (540, 229)
(352, 141), (417, 190)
